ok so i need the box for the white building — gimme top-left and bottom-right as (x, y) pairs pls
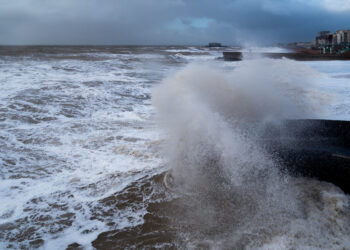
(334, 30), (350, 45)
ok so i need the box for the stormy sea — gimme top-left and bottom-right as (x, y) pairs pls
(0, 46), (350, 249)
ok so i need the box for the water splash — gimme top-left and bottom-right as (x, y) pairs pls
(152, 59), (350, 249)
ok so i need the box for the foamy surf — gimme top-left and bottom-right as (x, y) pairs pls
(0, 46), (350, 249)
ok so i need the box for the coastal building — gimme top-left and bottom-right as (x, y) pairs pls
(334, 30), (350, 45)
(314, 29), (350, 54)
(314, 31), (333, 47)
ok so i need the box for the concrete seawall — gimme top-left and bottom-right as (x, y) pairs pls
(223, 51), (350, 61)
(260, 119), (350, 193)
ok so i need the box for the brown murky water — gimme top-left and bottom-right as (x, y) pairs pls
(1, 46), (350, 249)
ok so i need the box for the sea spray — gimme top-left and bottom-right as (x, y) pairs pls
(152, 59), (350, 249)
(153, 59), (327, 188)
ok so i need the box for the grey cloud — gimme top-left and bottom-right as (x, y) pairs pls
(0, 0), (349, 45)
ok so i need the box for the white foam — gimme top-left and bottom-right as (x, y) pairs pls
(0, 47), (173, 249)
(1, 46), (350, 248)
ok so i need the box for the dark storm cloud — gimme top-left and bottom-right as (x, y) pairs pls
(1, 0), (350, 45)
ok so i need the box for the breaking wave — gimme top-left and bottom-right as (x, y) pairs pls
(152, 59), (350, 249)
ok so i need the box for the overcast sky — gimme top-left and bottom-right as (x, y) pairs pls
(1, 0), (350, 45)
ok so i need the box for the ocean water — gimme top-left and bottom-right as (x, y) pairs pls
(0, 46), (349, 249)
